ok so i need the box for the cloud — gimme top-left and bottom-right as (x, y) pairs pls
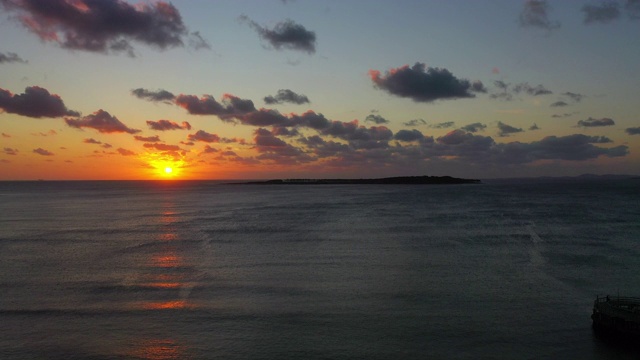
(187, 130), (220, 143)
(83, 138), (102, 144)
(497, 121), (524, 137)
(509, 134), (626, 161)
(1, 132), (10, 138)
(253, 128), (310, 161)
(146, 119), (191, 131)
(240, 16), (316, 54)
(563, 92), (585, 102)
(65, 109), (140, 133)
(460, 122), (487, 133)
(394, 129), (425, 142)
(428, 121), (455, 129)
(552, 112), (575, 118)
(175, 93), (256, 118)
(200, 145), (218, 154)
(33, 147), (54, 156)
(577, 117), (615, 127)
(490, 81), (552, 101)
(365, 114), (390, 124)
(188, 31), (211, 50)
(519, 0), (560, 30)
(369, 63), (485, 103)
(583, 2), (621, 24)
(513, 83), (552, 96)
(433, 131), (625, 164)
(264, 89), (310, 105)
(117, 148), (135, 156)
(143, 143), (181, 151)
(625, 127), (640, 135)
(131, 88), (175, 103)
(134, 135), (161, 142)
(3, 147), (18, 155)
(529, 123), (540, 130)
(0, 52), (27, 64)
(403, 119), (427, 127)
(0, 86), (79, 118)
(0, 0), (196, 55)
(550, 101), (568, 107)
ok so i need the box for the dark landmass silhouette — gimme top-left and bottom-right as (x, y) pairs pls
(239, 175), (481, 185)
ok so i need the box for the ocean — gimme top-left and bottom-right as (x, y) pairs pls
(0, 179), (639, 359)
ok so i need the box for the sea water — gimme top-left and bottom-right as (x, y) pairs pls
(0, 179), (639, 359)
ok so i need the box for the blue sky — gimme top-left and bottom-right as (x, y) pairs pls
(1, 0), (638, 180)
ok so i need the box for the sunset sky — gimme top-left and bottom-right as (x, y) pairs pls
(1, 0), (639, 180)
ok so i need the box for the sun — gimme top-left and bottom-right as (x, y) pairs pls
(164, 167), (173, 174)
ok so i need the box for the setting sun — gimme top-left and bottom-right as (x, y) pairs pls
(164, 167), (173, 174)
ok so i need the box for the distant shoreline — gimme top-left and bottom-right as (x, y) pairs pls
(238, 176), (481, 185)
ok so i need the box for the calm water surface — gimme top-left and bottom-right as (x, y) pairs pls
(0, 179), (639, 359)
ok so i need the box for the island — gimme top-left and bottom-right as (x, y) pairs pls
(239, 176), (481, 185)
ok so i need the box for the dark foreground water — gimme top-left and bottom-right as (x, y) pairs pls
(0, 179), (639, 359)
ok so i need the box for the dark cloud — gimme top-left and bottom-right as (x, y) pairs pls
(1, 132), (10, 137)
(365, 114), (390, 124)
(3, 147), (18, 155)
(577, 117), (615, 127)
(146, 119), (191, 131)
(0, 86), (79, 118)
(175, 93), (256, 118)
(513, 83), (552, 96)
(134, 135), (161, 142)
(131, 88), (175, 103)
(394, 129), (425, 142)
(188, 31), (211, 50)
(552, 113), (575, 118)
(271, 127), (300, 137)
(432, 131), (625, 164)
(253, 128), (310, 162)
(519, 0), (560, 30)
(403, 119), (427, 127)
(428, 121), (455, 129)
(117, 148), (135, 156)
(201, 145), (218, 154)
(550, 101), (568, 107)
(460, 122), (487, 133)
(143, 143), (181, 151)
(511, 134), (625, 161)
(264, 89), (310, 105)
(583, 2), (621, 24)
(188, 130), (220, 143)
(0, 52), (27, 64)
(83, 138), (102, 144)
(369, 63), (484, 103)
(0, 0), (195, 55)
(490, 81), (552, 100)
(529, 123), (541, 131)
(240, 16), (316, 54)
(625, 127), (640, 135)
(65, 109), (140, 134)
(497, 121), (524, 137)
(33, 147), (54, 156)
(563, 92), (585, 102)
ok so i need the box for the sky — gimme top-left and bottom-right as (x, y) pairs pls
(1, 0), (639, 180)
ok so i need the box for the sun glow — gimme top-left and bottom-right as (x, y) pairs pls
(164, 167), (173, 174)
